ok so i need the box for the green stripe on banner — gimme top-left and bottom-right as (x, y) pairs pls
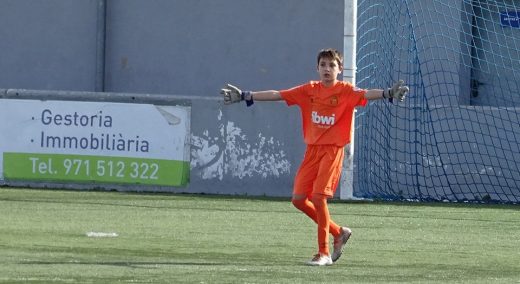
(3, 152), (189, 187)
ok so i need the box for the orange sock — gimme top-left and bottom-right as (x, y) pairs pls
(311, 195), (332, 256)
(291, 198), (341, 238)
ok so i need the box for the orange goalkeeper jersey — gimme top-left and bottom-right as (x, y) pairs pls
(280, 81), (368, 146)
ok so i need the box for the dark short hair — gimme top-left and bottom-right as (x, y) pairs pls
(317, 48), (343, 67)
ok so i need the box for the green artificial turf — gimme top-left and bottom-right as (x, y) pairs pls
(0, 188), (518, 283)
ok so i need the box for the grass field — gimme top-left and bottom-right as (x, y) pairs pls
(0, 188), (519, 283)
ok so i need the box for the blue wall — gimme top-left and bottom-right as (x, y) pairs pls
(0, 0), (344, 196)
(2, 1), (518, 201)
(0, 0), (99, 91)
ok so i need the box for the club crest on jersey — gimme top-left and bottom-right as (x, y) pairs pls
(330, 96), (338, 106)
(311, 111), (335, 126)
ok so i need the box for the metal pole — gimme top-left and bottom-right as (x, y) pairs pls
(340, 0), (358, 200)
(95, 0), (107, 92)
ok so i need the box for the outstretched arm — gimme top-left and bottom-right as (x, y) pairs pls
(220, 84), (282, 106)
(365, 89), (385, 100)
(365, 80), (409, 102)
(251, 90), (282, 101)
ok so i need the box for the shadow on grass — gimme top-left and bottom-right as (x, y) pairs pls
(18, 260), (227, 268)
(1, 187), (518, 214)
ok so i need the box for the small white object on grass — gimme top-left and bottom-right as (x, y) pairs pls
(86, 231), (119, 238)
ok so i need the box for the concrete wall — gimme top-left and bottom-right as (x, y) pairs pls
(469, 0), (520, 107)
(1, 0), (518, 201)
(0, 0), (344, 197)
(103, 0), (344, 95)
(0, 0), (99, 91)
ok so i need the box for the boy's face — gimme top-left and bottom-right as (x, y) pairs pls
(317, 56), (342, 86)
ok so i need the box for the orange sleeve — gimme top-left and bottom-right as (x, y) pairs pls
(279, 83), (309, 106)
(348, 84), (368, 107)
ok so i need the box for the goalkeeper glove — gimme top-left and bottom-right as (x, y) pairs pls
(220, 84), (254, 107)
(383, 80), (409, 102)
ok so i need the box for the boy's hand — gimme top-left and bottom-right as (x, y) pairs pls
(220, 84), (254, 106)
(383, 80), (409, 102)
(221, 84), (243, 105)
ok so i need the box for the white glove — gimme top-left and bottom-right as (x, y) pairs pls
(220, 84), (242, 105)
(220, 83), (253, 106)
(383, 80), (409, 102)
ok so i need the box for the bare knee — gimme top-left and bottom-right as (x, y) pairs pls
(291, 194), (307, 209)
(310, 194), (328, 209)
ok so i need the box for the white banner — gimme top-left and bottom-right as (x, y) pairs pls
(0, 99), (190, 186)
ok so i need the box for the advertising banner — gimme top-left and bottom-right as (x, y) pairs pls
(0, 99), (190, 187)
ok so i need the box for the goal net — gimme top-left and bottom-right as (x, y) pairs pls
(354, 0), (520, 203)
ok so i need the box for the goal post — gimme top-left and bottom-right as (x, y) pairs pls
(339, 0), (359, 200)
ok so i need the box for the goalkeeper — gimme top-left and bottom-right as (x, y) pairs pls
(221, 48), (408, 266)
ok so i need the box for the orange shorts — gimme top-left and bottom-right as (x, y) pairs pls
(293, 144), (345, 198)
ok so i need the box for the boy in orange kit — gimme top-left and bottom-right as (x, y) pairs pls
(221, 48), (408, 266)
